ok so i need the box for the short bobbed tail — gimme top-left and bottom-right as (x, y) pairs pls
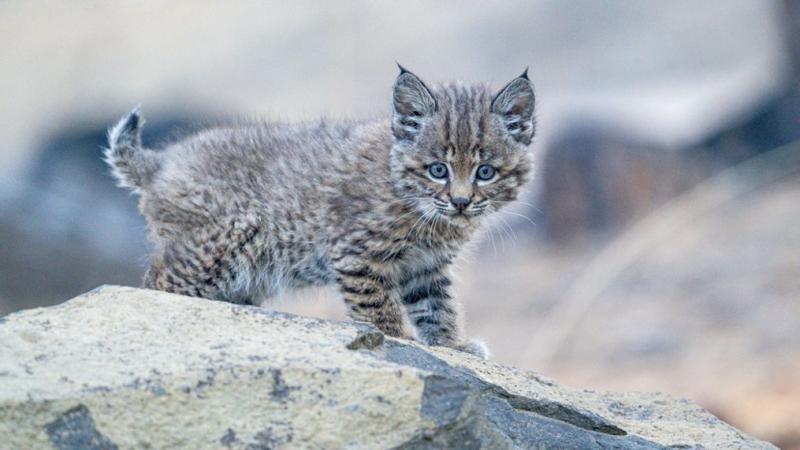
(104, 107), (160, 193)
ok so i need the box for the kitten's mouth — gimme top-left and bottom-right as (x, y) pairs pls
(438, 209), (484, 222)
(430, 199), (487, 224)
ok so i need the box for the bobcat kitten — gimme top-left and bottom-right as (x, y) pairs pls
(105, 67), (535, 358)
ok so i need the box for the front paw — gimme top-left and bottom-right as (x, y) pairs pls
(452, 339), (490, 359)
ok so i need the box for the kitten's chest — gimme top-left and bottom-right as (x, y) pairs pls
(405, 224), (468, 255)
(380, 220), (467, 272)
(392, 241), (459, 277)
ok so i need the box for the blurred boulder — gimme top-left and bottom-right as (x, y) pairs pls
(0, 113), (205, 314)
(539, 121), (700, 242)
(696, 85), (800, 173)
(695, 0), (800, 172)
(538, 92), (800, 243)
(538, 1), (800, 244)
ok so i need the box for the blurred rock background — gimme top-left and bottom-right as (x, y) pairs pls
(1, 1), (797, 447)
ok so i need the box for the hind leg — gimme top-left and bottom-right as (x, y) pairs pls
(144, 249), (226, 301)
(143, 235), (261, 305)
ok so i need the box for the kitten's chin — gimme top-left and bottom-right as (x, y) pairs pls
(445, 212), (481, 227)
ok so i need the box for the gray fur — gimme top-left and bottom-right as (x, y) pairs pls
(105, 106), (162, 194)
(105, 68), (535, 358)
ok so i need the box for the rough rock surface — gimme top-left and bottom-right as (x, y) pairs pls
(0, 286), (775, 449)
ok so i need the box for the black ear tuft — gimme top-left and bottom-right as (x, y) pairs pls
(396, 62), (410, 75)
(492, 73), (535, 145)
(392, 67), (437, 142)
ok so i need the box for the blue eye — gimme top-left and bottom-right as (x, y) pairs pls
(428, 163), (448, 179)
(476, 164), (496, 181)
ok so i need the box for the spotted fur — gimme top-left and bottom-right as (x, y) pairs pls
(105, 67), (535, 358)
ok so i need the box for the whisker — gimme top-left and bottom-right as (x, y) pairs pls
(496, 208), (538, 228)
(492, 199), (543, 214)
(495, 214), (518, 246)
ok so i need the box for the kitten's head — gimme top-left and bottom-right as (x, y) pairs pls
(389, 66), (535, 227)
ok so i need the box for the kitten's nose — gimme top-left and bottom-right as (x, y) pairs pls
(450, 196), (471, 212)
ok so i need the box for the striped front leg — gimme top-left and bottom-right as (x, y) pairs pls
(399, 265), (461, 347)
(333, 258), (411, 339)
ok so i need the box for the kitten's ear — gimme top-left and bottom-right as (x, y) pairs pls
(392, 65), (437, 141)
(492, 69), (535, 145)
